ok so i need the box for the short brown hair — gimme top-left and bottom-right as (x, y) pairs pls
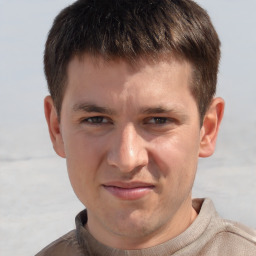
(44, 0), (221, 123)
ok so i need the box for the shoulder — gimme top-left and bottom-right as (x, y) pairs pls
(200, 198), (256, 255)
(35, 230), (84, 256)
(191, 198), (256, 255)
(212, 218), (256, 253)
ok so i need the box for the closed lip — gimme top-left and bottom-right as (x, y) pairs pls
(102, 181), (155, 200)
(102, 181), (155, 189)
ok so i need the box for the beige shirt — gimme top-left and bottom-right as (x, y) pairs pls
(36, 198), (256, 255)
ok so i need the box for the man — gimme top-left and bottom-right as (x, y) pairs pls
(37, 0), (256, 255)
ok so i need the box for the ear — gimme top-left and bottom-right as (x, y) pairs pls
(44, 96), (66, 158)
(199, 97), (225, 158)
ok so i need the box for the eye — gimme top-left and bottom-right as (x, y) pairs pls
(83, 116), (110, 124)
(147, 117), (172, 124)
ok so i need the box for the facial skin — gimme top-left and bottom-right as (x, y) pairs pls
(45, 55), (224, 249)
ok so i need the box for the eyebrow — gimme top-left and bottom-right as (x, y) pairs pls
(141, 106), (175, 115)
(141, 106), (186, 115)
(72, 103), (116, 115)
(141, 106), (189, 122)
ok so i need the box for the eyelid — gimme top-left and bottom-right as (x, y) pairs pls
(144, 117), (176, 125)
(81, 115), (113, 125)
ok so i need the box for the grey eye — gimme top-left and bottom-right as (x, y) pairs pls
(86, 116), (107, 123)
(148, 117), (168, 124)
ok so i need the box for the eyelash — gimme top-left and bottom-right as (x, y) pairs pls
(82, 116), (111, 124)
(82, 116), (175, 126)
(146, 117), (173, 125)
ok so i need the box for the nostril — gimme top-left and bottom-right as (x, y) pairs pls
(107, 148), (148, 173)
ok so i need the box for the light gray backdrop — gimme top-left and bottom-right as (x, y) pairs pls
(0, 1), (255, 255)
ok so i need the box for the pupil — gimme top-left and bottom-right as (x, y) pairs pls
(155, 118), (166, 124)
(92, 117), (103, 123)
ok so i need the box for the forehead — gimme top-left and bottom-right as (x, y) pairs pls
(63, 54), (195, 113)
(66, 53), (193, 87)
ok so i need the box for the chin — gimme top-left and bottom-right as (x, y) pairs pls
(108, 210), (158, 237)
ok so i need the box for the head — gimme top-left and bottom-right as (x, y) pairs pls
(44, 0), (221, 124)
(44, 0), (224, 250)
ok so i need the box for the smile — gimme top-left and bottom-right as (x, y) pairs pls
(102, 182), (155, 200)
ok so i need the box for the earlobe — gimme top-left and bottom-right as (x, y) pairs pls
(199, 97), (225, 158)
(44, 96), (66, 158)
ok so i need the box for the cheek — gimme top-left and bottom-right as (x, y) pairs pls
(150, 131), (200, 179)
(64, 130), (104, 165)
(63, 133), (104, 198)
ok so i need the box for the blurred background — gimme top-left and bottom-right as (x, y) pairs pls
(0, 0), (255, 255)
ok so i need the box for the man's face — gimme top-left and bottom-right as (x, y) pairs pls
(51, 55), (211, 248)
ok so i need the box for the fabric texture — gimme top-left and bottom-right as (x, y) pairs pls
(35, 198), (256, 256)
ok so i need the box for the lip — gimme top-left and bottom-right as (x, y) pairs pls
(102, 181), (155, 200)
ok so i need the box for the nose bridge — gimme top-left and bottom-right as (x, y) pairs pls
(107, 123), (147, 172)
(120, 123), (137, 160)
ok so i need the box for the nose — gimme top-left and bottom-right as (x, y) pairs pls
(107, 123), (148, 173)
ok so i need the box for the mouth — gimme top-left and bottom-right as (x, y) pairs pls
(102, 181), (155, 200)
